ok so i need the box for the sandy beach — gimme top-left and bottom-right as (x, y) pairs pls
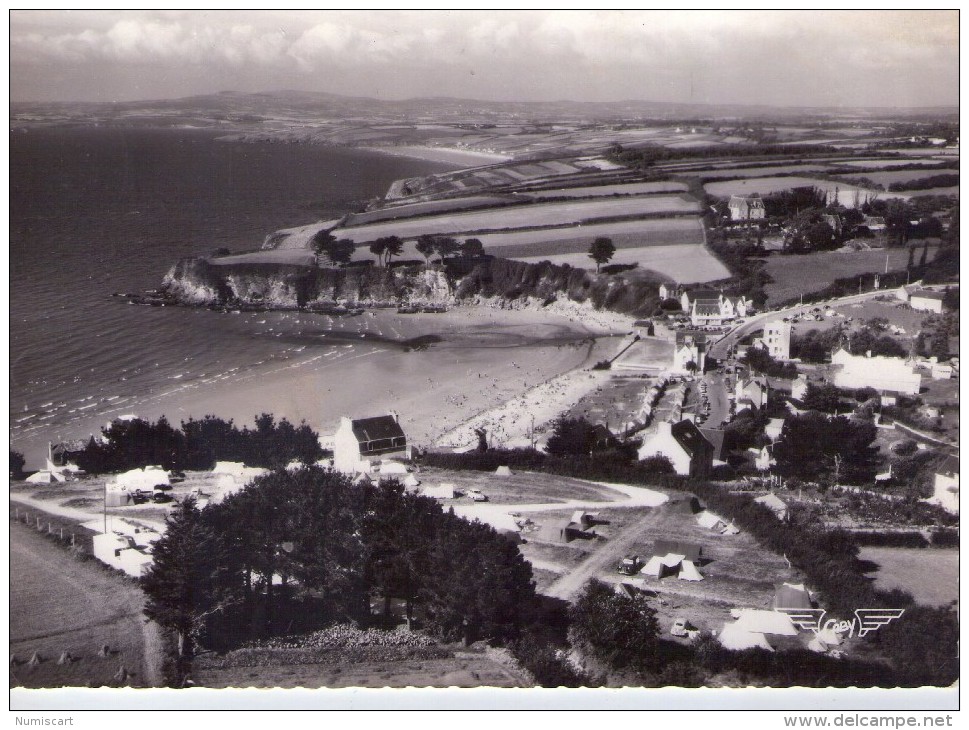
(361, 145), (513, 167)
(14, 305), (631, 467)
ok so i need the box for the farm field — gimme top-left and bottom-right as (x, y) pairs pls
(705, 176), (881, 202)
(832, 169), (959, 186)
(515, 244), (730, 284)
(526, 181), (688, 198)
(695, 164), (834, 179)
(475, 216), (705, 251)
(893, 186), (959, 197)
(762, 246), (939, 304)
(859, 548), (958, 607)
(333, 195), (701, 242)
(837, 158), (949, 169)
(10, 521), (161, 688)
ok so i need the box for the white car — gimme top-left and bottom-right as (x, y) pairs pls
(467, 489), (488, 503)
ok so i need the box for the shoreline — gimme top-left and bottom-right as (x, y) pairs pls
(13, 304), (633, 469)
(360, 144), (513, 167)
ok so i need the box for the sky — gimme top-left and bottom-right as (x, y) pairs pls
(8, 9), (960, 107)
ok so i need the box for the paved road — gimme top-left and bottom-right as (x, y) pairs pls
(708, 289), (897, 361)
(697, 372), (731, 430)
(545, 507), (664, 601)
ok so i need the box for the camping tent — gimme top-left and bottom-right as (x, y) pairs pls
(773, 583), (812, 610)
(402, 473), (420, 488)
(733, 609), (798, 637)
(722, 522), (740, 535)
(678, 559), (704, 581)
(654, 540), (702, 562)
(640, 556), (665, 578)
(422, 483), (456, 499)
(718, 623), (774, 652)
(495, 466), (513, 476)
(114, 467), (170, 491)
(25, 471), (57, 484)
(697, 511), (726, 530)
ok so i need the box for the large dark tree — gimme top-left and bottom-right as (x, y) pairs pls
(433, 236), (461, 260)
(142, 498), (237, 658)
(588, 236), (616, 273)
(10, 450), (25, 479)
(322, 238), (356, 267)
(415, 235), (437, 266)
(772, 412), (879, 484)
(462, 238), (485, 257)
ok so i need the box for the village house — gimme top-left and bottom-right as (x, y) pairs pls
(831, 349), (921, 396)
(672, 331), (708, 374)
(728, 194), (766, 222)
(638, 419), (715, 478)
(333, 412), (409, 474)
(908, 289), (946, 314)
(735, 375), (770, 411)
(791, 374), (810, 402)
(688, 293), (751, 327)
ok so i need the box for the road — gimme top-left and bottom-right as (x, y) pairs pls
(545, 507), (665, 601)
(708, 289), (897, 361)
(697, 372), (731, 430)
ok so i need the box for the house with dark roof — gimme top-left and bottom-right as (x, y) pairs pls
(333, 412), (409, 473)
(638, 419), (715, 477)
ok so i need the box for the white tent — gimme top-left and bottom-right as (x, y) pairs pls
(733, 609), (798, 637)
(402, 473), (420, 488)
(718, 623), (774, 652)
(722, 522), (740, 535)
(379, 461), (409, 476)
(640, 556), (665, 578)
(678, 559), (704, 581)
(25, 470), (56, 484)
(495, 466), (513, 476)
(697, 511), (726, 530)
(807, 636), (828, 653)
(213, 461), (246, 476)
(660, 553), (686, 568)
(422, 483), (456, 499)
(216, 474), (237, 490)
(114, 466), (170, 491)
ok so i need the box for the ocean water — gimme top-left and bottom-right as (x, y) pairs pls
(9, 127), (455, 459)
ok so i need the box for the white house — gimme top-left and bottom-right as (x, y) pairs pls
(909, 290), (946, 314)
(762, 321), (792, 360)
(764, 418), (786, 442)
(690, 293), (750, 326)
(638, 419), (715, 478)
(728, 195), (766, 222)
(931, 362), (954, 380)
(735, 376), (770, 410)
(753, 446), (776, 472)
(831, 349), (921, 396)
(791, 374), (810, 402)
(333, 412), (409, 474)
(672, 331), (707, 374)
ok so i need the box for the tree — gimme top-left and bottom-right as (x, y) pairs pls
(378, 236), (404, 266)
(415, 235), (436, 266)
(545, 417), (616, 457)
(462, 238), (485, 258)
(368, 239), (387, 266)
(772, 412), (879, 484)
(569, 579), (660, 676)
(433, 236), (461, 260)
(588, 236), (616, 273)
(311, 229), (336, 256)
(141, 498), (237, 658)
(802, 383), (843, 414)
(10, 450), (25, 479)
(322, 239), (355, 267)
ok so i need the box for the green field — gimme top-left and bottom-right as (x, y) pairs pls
(516, 244), (730, 284)
(859, 547), (958, 607)
(334, 195), (701, 242)
(527, 181), (688, 198)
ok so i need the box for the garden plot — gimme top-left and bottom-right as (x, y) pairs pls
(837, 158), (949, 169)
(527, 181), (688, 198)
(333, 196), (701, 242)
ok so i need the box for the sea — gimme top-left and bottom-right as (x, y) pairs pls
(9, 127), (456, 465)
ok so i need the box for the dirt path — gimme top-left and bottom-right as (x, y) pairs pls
(545, 507), (665, 601)
(10, 521), (165, 687)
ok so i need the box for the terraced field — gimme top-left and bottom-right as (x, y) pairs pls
(474, 217), (705, 251)
(524, 181), (688, 198)
(333, 195), (701, 242)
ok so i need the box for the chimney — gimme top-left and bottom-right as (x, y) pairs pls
(389, 410), (399, 423)
(866, 350), (872, 358)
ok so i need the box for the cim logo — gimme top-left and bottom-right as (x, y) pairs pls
(775, 608), (905, 639)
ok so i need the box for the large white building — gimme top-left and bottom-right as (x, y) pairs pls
(688, 293), (751, 327)
(909, 290), (946, 314)
(831, 349), (921, 396)
(672, 331), (707, 374)
(761, 321), (792, 360)
(333, 412), (409, 474)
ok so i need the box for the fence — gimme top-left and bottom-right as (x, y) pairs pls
(10, 506), (90, 552)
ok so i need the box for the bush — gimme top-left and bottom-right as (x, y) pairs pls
(930, 528), (959, 547)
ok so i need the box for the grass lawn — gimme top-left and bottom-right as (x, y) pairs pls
(515, 245), (729, 284)
(859, 547), (958, 607)
(10, 521), (161, 688)
(476, 216), (706, 250)
(415, 467), (628, 505)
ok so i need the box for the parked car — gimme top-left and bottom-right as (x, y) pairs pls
(617, 555), (643, 576)
(467, 488), (488, 503)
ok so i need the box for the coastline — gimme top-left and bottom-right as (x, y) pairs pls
(14, 304), (631, 467)
(360, 144), (513, 167)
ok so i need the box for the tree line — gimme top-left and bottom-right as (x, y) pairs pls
(74, 414), (323, 474)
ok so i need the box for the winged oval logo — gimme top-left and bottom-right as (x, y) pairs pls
(776, 608), (905, 638)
